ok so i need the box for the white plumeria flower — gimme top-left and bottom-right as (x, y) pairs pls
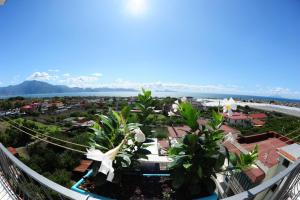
(133, 128), (146, 143)
(170, 138), (179, 147)
(181, 97), (187, 102)
(127, 139), (134, 146)
(172, 103), (179, 112)
(86, 141), (124, 182)
(223, 98), (237, 116)
(168, 111), (176, 117)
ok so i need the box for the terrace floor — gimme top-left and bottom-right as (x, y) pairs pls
(0, 174), (17, 200)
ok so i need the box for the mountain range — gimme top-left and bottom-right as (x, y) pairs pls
(0, 81), (137, 96)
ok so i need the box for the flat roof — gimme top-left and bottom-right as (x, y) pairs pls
(277, 143), (300, 162)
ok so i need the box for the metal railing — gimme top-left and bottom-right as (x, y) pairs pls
(0, 143), (98, 200)
(222, 157), (300, 200)
(0, 141), (300, 200)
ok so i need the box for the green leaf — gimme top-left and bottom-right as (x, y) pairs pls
(178, 102), (200, 131)
(229, 153), (238, 166)
(121, 106), (131, 121)
(168, 155), (189, 169)
(183, 163), (192, 169)
(168, 144), (185, 156)
(112, 111), (122, 125)
(98, 115), (113, 131)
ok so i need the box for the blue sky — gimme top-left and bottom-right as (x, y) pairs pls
(0, 0), (300, 98)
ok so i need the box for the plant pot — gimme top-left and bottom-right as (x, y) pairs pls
(72, 170), (219, 200)
(72, 170), (172, 199)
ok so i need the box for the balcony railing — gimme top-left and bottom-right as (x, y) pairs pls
(222, 157), (300, 200)
(0, 142), (299, 200)
(0, 143), (97, 200)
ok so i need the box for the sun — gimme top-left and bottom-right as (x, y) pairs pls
(126, 0), (147, 16)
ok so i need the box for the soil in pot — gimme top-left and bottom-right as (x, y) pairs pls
(80, 174), (216, 200)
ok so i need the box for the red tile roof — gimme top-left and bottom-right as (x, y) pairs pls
(73, 160), (93, 173)
(219, 125), (241, 135)
(228, 115), (249, 120)
(224, 133), (289, 183)
(252, 119), (265, 126)
(223, 112), (249, 120)
(158, 139), (169, 149)
(21, 105), (33, 110)
(249, 113), (267, 119)
(167, 126), (190, 138)
(167, 127), (177, 138)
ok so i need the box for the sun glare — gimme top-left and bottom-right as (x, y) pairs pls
(126, 0), (147, 16)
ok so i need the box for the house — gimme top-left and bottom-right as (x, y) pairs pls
(249, 113), (267, 127)
(20, 105), (34, 113)
(263, 143), (300, 199)
(252, 119), (266, 127)
(222, 132), (295, 199)
(249, 113), (267, 120)
(224, 112), (251, 127)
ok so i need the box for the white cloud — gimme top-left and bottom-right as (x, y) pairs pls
(0, 81), (2, 85)
(27, 72), (57, 81)
(267, 87), (300, 98)
(58, 75), (102, 88)
(63, 73), (71, 77)
(92, 73), (103, 77)
(97, 79), (241, 93)
(22, 72), (300, 99)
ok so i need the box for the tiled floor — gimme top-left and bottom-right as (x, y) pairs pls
(0, 175), (17, 200)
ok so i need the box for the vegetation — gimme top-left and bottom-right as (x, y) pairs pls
(21, 143), (81, 188)
(237, 111), (300, 141)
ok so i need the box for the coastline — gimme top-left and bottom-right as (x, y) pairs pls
(201, 99), (300, 118)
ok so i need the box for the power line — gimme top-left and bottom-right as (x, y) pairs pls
(2, 116), (90, 149)
(288, 133), (300, 142)
(277, 127), (300, 141)
(0, 118), (86, 154)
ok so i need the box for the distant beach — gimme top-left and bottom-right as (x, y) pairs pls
(201, 99), (300, 118)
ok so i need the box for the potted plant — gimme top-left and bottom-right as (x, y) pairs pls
(167, 98), (258, 199)
(84, 109), (152, 199)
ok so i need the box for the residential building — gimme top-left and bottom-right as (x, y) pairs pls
(222, 131), (298, 200)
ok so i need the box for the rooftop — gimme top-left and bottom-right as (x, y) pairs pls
(224, 132), (291, 183)
(167, 126), (190, 138)
(277, 143), (300, 162)
(248, 113), (268, 119)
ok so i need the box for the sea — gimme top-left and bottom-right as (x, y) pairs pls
(1, 91), (300, 103)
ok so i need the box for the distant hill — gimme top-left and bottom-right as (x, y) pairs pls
(0, 80), (137, 95)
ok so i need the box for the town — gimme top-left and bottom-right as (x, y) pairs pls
(0, 92), (300, 199)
